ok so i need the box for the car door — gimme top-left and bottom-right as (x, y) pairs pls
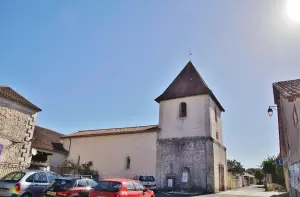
(23, 173), (36, 196)
(34, 172), (50, 197)
(133, 182), (149, 197)
(124, 182), (138, 197)
(79, 179), (96, 197)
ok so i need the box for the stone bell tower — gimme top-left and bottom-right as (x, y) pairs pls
(155, 61), (227, 193)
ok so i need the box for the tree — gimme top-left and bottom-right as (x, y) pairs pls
(254, 170), (264, 184)
(261, 156), (276, 175)
(246, 168), (264, 184)
(246, 168), (257, 175)
(261, 156), (285, 187)
(227, 159), (245, 175)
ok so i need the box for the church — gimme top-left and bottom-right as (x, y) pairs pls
(61, 61), (227, 193)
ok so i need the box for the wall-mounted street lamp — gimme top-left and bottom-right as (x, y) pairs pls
(268, 106), (277, 117)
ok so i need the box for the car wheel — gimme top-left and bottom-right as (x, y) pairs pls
(21, 193), (32, 197)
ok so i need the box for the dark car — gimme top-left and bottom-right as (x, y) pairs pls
(43, 177), (97, 197)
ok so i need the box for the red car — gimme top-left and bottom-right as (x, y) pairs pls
(89, 178), (155, 197)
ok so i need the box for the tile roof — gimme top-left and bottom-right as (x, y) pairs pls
(273, 79), (300, 102)
(32, 126), (68, 153)
(62, 125), (159, 138)
(155, 61), (225, 112)
(0, 86), (41, 112)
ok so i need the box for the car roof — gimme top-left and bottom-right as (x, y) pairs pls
(58, 176), (93, 180)
(102, 178), (136, 183)
(12, 170), (56, 174)
(55, 177), (79, 181)
(136, 175), (154, 177)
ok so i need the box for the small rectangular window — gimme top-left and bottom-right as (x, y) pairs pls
(215, 107), (218, 122)
(179, 102), (187, 118)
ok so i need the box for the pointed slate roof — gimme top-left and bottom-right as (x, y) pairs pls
(0, 86), (41, 112)
(155, 61), (225, 112)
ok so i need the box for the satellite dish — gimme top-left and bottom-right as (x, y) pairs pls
(31, 148), (37, 156)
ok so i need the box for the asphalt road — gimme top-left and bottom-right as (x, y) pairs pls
(155, 185), (287, 197)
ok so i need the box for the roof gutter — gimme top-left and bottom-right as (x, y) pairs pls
(61, 129), (160, 139)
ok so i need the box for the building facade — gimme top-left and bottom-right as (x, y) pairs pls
(155, 61), (227, 193)
(62, 61), (227, 193)
(273, 79), (300, 197)
(0, 86), (41, 177)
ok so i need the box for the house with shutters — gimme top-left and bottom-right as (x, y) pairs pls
(62, 61), (227, 193)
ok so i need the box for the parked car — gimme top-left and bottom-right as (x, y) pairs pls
(89, 178), (155, 197)
(133, 175), (156, 192)
(43, 176), (98, 197)
(0, 170), (61, 197)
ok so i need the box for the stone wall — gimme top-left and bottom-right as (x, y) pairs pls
(0, 106), (37, 175)
(156, 136), (215, 193)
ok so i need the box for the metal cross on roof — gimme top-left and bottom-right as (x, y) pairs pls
(189, 48), (192, 61)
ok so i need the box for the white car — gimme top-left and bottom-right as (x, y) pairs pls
(133, 175), (156, 192)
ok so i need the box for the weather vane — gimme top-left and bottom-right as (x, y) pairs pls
(189, 48), (192, 61)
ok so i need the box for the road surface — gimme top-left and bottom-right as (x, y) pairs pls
(156, 185), (287, 197)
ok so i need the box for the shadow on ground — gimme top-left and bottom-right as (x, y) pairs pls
(270, 193), (289, 197)
(156, 191), (210, 197)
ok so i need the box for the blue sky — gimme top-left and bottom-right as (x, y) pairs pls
(1, 0), (299, 168)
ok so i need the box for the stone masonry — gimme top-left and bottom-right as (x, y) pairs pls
(0, 107), (37, 170)
(0, 86), (40, 177)
(156, 136), (215, 193)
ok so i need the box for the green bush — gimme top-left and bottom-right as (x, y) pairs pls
(266, 183), (286, 192)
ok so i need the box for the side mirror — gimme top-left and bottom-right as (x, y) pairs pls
(142, 188), (148, 193)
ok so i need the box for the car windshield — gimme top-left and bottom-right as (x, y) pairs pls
(0, 172), (25, 182)
(139, 176), (155, 182)
(47, 179), (75, 190)
(94, 181), (122, 192)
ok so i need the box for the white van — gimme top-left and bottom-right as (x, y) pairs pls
(133, 175), (156, 192)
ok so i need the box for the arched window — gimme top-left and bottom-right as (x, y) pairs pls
(179, 102), (187, 118)
(125, 156), (131, 170)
